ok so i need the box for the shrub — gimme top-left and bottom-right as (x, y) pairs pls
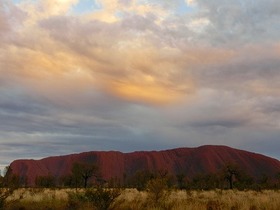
(0, 188), (13, 209)
(67, 191), (88, 210)
(85, 187), (121, 210)
(146, 178), (169, 208)
(67, 187), (121, 210)
(35, 175), (56, 188)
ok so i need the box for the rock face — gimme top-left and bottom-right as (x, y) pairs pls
(9, 145), (280, 186)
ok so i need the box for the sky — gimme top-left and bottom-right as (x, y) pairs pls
(1, 0), (280, 171)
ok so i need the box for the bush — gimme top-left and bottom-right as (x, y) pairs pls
(67, 191), (88, 210)
(67, 187), (121, 210)
(146, 178), (169, 208)
(85, 187), (121, 210)
(0, 188), (13, 209)
(35, 175), (56, 188)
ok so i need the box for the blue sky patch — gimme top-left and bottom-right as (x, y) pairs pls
(72, 0), (102, 14)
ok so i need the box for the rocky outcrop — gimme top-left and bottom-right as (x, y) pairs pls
(9, 145), (280, 186)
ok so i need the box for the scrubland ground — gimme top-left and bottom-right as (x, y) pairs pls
(2, 188), (280, 210)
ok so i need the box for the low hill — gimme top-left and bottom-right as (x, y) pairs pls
(9, 145), (280, 186)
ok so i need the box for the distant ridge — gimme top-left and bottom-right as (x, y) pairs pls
(9, 145), (280, 186)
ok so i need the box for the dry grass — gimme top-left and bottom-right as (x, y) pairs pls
(100, 189), (280, 210)
(3, 188), (280, 210)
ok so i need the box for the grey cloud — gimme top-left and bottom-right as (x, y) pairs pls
(38, 8), (192, 55)
(39, 16), (122, 47)
(121, 13), (159, 31)
(196, 55), (280, 90)
(0, 96), (47, 116)
(189, 118), (247, 129)
(259, 99), (280, 113)
(230, 129), (280, 159)
(39, 11), (161, 49)
(0, 74), (166, 142)
(0, 103), (125, 137)
(192, 0), (280, 45)
(138, 0), (183, 10)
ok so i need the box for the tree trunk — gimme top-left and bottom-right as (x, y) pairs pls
(229, 174), (233, 189)
(84, 176), (88, 188)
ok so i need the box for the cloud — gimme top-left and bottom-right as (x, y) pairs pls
(42, 0), (79, 14)
(27, 13), (197, 105)
(186, 0), (196, 6)
(1, 0), (280, 169)
(0, 1), (26, 44)
(190, 0), (280, 45)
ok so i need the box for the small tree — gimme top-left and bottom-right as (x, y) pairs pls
(275, 172), (280, 188)
(85, 187), (121, 210)
(127, 170), (154, 190)
(258, 173), (272, 189)
(0, 188), (13, 210)
(235, 172), (254, 190)
(176, 173), (186, 189)
(71, 162), (98, 188)
(0, 166), (16, 209)
(222, 163), (240, 189)
(0, 176), (3, 188)
(2, 165), (23, 189)
(35, 174), (56, 188)
(146, 177), (169, 206)
(59, 174), (75, 188)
